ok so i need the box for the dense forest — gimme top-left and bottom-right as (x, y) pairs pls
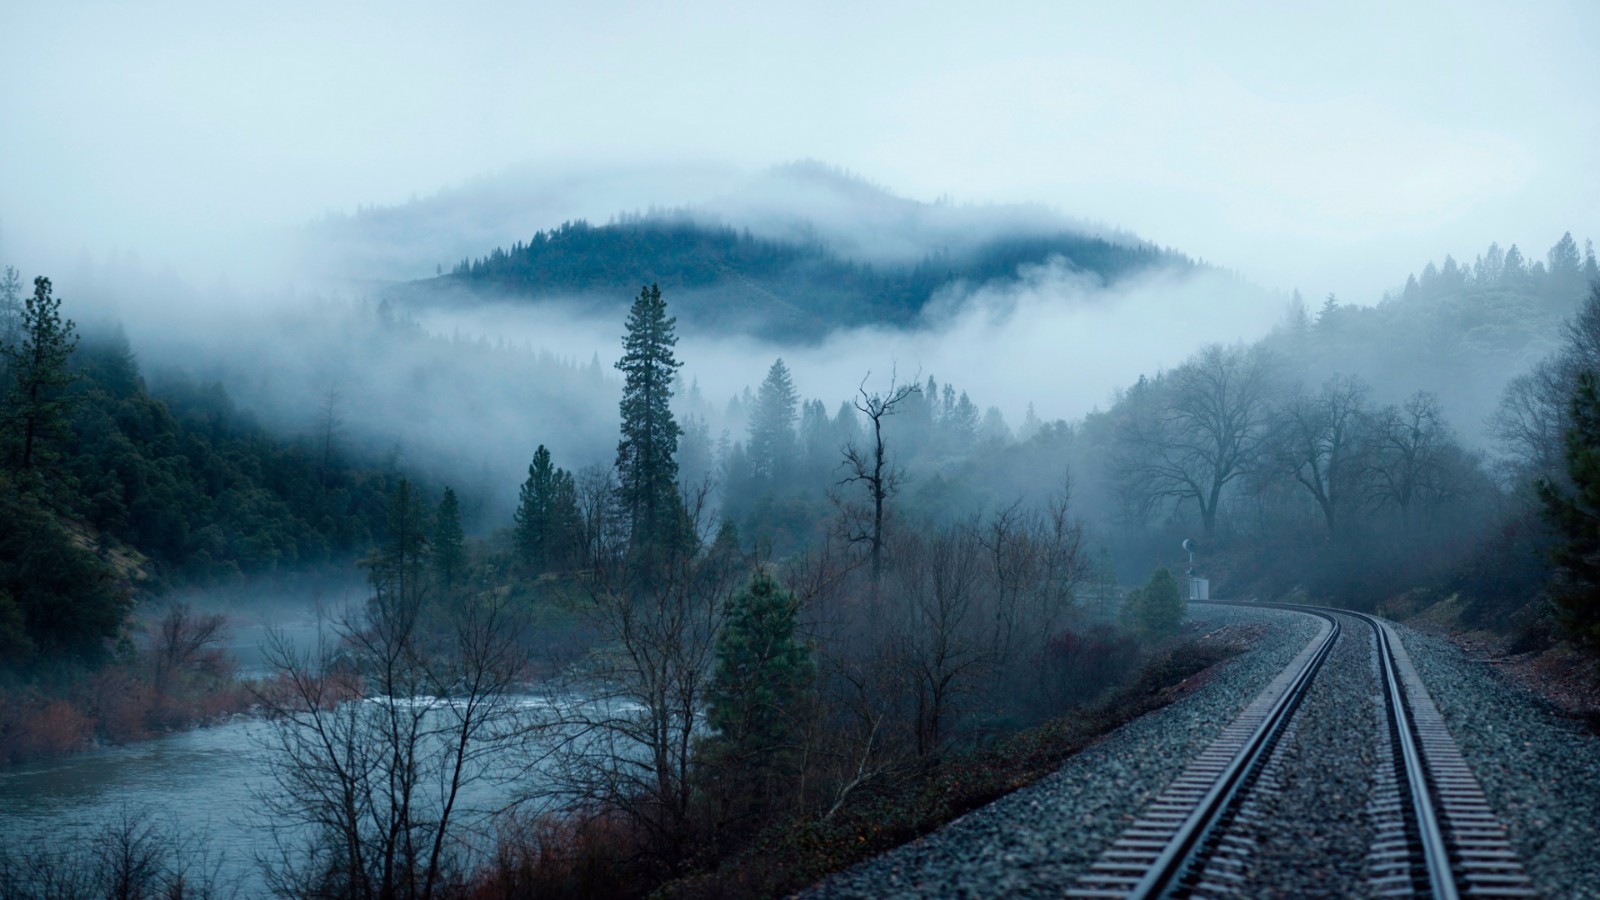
(0, 267), (436, 761)
(395, 209), (1198, 341)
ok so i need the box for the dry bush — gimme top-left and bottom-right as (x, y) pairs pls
(467, 809), (646, 899)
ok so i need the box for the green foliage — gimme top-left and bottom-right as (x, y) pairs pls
(1537, 369), (1600, 654)
(438, 216), (1194, 341)
(615, 284), (688, 561)
(656, 632), (1238, 900)
(0, 476), (131, 665)
(433, 486), (466, 595)
(367, 477), (430, 611)
(746, 358), (799, 483)
(59, 336), (398, 583)
(514, 444), (580, 572)
(2, 276), (82, 483)
(704, 572), (812, 777)
(1123, 565), (1185, 637)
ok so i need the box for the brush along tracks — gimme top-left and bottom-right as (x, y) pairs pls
(1068, 603), (1533, 899)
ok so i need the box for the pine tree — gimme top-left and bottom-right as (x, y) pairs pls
(515, 445), (557, 569)
(746, 358), (799, 483)
(703, 571), (812, 810)
(615, 284), (686, 558)
(515, 445), (581, 573)
(1537, 369), (1600, 653)
(433, 487), (466, 595)
(0, 266), (22, 354)
(2, 277), (81, 482)
(1123, 565), (1185, 637)
(367, 478), (430, 615)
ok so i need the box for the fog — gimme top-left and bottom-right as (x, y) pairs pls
(421, 260), (1275, 428)
(4, 3), (1598, 303)
(51, 235), (1273, 531)
(4, 3), (1598, 534)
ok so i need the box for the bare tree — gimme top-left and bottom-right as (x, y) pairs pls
(979, 478), (1088, 665)
(837, 370), (920, 584)
(885, 524), (988, 761)
(1115, 344), (1276, 537)
(1490, 283), (1600, 488)
(1367, 391), (1453, 529)
(0, 806), (236, 899)
(1490, 355), (1575, 486)
(150, 602), (229, 693)
(253, 588), (530, 900)
(1266, 374), (1371, 537)
(529, 481), (742, 868)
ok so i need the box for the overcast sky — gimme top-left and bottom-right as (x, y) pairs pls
(3, 1), (1597, 303)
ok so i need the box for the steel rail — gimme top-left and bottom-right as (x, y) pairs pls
(1204, 601), (1458, 899)
(1355, 609), (1458, 900)
(1119, 606), (1341, 898)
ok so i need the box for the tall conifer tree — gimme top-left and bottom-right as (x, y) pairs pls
(615, 284), (685, 557)
(747, 358), (799, 483)
(2, 277), (81, 481)
(433, 487), (466, 595)
(515, 444), (580, 572)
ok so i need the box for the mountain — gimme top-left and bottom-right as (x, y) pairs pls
(315, 162), (1198, 341)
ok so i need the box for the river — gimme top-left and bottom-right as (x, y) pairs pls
(0, 716), (275, 892)
(1, 575), (574, 895)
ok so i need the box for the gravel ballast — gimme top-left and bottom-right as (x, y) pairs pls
(1397, 624), (1600, 900)
(802, 605), (1322, 899)
(1204, 611), (1383, 897)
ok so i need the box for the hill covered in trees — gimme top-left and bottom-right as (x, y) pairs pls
(0, 271), (430, 671)
(360, 163), (1200, 341)
(1263, 232), (1600, 442)
(402, 215), (1194, 340)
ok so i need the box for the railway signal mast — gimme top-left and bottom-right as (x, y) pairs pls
(1183, 538), (1209, 601)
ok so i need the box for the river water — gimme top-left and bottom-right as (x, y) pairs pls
(0, 576), (574, 894)
(0, 717), (275, 891)
(0, 698), (592, 894)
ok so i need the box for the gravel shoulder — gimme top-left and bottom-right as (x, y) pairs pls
(1396, 623), (1600, 900)
(803, 605), (1321, 899)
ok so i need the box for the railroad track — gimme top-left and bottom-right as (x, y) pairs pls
(1067, 602), (1534, 899)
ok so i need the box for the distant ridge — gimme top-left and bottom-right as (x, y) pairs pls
(389, 205), (1195, 340)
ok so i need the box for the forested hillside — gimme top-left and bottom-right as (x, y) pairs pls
(0, 271), (420, 669)
(1264, 232), (1600, 439)
(394, 214), (1194, 340)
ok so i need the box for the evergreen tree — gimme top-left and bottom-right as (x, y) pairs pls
(0, 476), (131, 663)
(0, 265), (22, 354)
(615, 284), (686, 558)
(1503, 244), (1528, 284)
(2, 277), (81, 482)
(433, 486), (466, 595)
(514, 444), (579, 572)
(515, 445), (557, 568)
(746, 358), (799, 483)
(703, 571), (812, 810)
(1548, 232), (1583, 286)
(1123, 565), (1185, 637)
(367, 477), (430, 614)
(1537, 369), (1600, 654)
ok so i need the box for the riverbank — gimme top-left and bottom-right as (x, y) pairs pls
(0, 599), (284, 768)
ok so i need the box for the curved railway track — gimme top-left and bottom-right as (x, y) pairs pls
(1067, 602), (1534, 899)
